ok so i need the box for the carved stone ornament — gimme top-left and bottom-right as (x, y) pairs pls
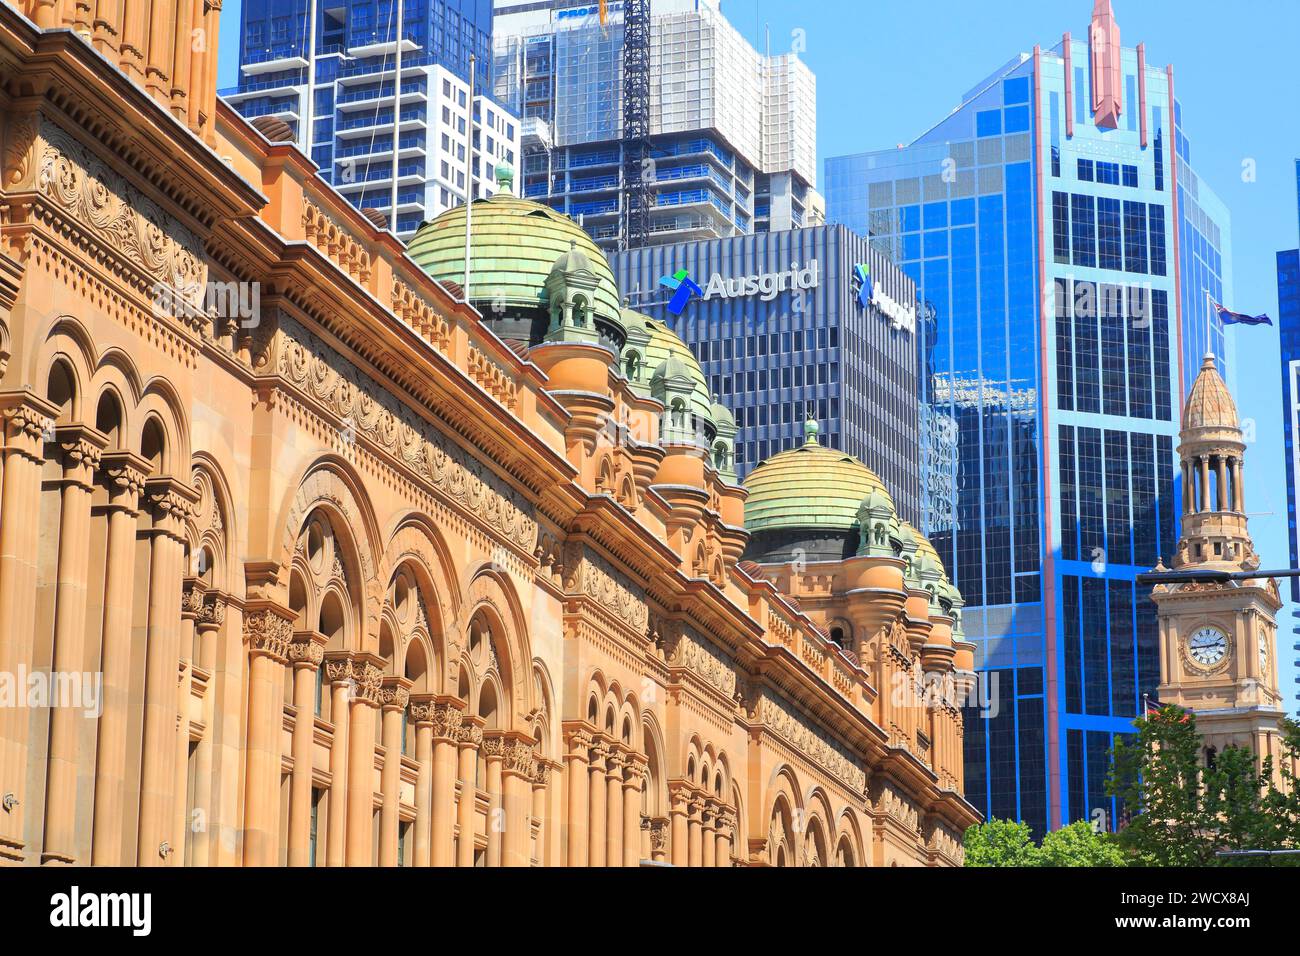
(36, 121), (207, 321)
(243, 608), (294, 663)
(756, 692), (867, 793)
(560, 543), (648, 633)
(276, 316), (537, 553)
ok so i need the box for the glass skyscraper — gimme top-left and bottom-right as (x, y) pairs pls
(226, 1), (518, 237)
(1278, 159), (1300, 710)
(825, 1), (1233, 834)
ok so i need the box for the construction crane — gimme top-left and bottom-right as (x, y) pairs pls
(621, 0), (651, 251)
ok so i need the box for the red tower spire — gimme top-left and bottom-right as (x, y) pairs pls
(1089, 0), (1123, 129)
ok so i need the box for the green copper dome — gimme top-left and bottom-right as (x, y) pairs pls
(406, 187), (623, 321)
(743, 432), (896, 534)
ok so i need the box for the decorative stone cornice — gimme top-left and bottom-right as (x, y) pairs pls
(243, 604), (295, 664)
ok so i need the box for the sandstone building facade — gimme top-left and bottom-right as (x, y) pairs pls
(0, 1), (977, 867)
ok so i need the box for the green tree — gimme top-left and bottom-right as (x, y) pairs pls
(1107, 705), (1215, 866)
(963, 819), (1041, 867)
(1038, 820), (1126, 867)
(1106, 706), (1300, 866)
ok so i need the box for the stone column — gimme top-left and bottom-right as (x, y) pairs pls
(563, 728), (592, 867)
(687, 796), (703, 867)
(501, 736), (534, 867)
(669, 787), (689, 867)
(1215, 455), (1228, 512)
(90, 451), (148, 865)
(1199, 456), (1211, 512)
(1232, 458), (1245, 513)
(649, 817), (669, 864)
(138, 477), (196, 866)
(587, 739), (608, 867)
(531, 762), (550, 867)
(240, 605), (294, 866)
(622, 759), (643, 867)
(344, 655), (383, 866)
(287, 632), (327, 866)
(426, 698), (462, 867)
(407, 696), (435, 867)
(715, 810), (733, 867)
(378, 677), (411, 866)
(323, 652), (354, 867)
(171, 577), (203, 866)
(187, 592), (226, 867)
(40, 425), (105, 864)
(455, 716), (484, 866)
(0, 392), (55, 862)
(606, 750), (624, 867)
(1181, 461), (1193, 514)
(482, 733), (505, 867)
(701, 804), (716, 868)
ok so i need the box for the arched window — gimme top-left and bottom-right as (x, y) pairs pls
(624, 350), (641, 381)
(572, 295), (588, 328)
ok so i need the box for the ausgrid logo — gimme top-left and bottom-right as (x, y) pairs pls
(659, 268), (704, 316)
(853, 262), (916, 334)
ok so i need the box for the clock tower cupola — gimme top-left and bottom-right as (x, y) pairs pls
(1150, 355), (1289, 779)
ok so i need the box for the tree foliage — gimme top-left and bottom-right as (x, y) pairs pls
(964, 818), (1125, 867)
(966, 708), (1300, 867)
(1106, 705), (1300, 867)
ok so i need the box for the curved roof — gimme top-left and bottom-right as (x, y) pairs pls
(1182, 353), (1239, 432)
(406, 184), (623, 321)
(901, 521), (946, 577)
(743, 434), (895, 534)
(632, 314), (715, 427)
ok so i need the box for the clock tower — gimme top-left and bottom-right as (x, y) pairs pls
(1151, 355), (1292, 783)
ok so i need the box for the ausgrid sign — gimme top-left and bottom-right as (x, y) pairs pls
(699, 260), (821, 304)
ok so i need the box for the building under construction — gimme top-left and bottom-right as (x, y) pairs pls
(493, 0), (821, 253)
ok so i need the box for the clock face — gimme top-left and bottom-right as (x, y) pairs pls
(1187, 626), (1228, 668)
(1259, 639), (1269, 675)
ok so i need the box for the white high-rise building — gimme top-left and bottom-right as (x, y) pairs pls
(224, 1), (521, 239)
(493, 0), (821, 251)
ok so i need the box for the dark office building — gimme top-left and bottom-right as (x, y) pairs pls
(613, 224), (923, 526)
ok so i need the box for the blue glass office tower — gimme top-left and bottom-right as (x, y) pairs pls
(1278, 159), (1300, 710)
(825, 2), (1233, 833)
(226, 1), (517, 237)
(611, 225), (922, 524)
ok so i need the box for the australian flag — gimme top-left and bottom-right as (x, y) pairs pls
(1210, 299), (1273, 327)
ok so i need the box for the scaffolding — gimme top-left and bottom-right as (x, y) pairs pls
(621, 0), (651, 250)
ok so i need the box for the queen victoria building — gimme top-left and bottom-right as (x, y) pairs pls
(0, 1), (976, 867)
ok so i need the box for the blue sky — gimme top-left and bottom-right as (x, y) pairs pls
(218, 0), (1300, 712)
